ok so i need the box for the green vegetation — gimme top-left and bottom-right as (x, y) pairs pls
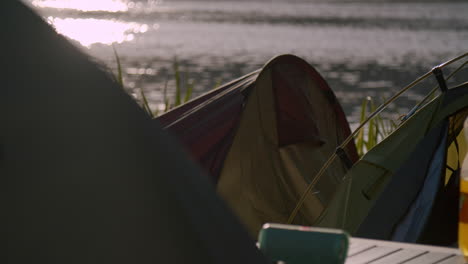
(112, 45), (124, 87)
(354, 97), (399, 157)
(112, 46), (195, 118)
(171, 57), (195, 111)
(353, 57), (468, 157)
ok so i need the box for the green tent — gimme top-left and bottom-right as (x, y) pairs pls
(157, 55), (358, 237)
(316, 78), (468, 245)
(217, 55), (358, 236)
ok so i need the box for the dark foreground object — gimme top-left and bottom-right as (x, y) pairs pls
(1, 1), (268, 263)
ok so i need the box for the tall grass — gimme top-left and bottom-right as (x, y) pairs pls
(112, 47), (195, 117)
(170, 57), (195, 110)
(112, 45), (124, 87)
(354, 96), (399, 157)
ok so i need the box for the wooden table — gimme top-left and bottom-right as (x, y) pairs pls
(346, 238), (466, 264)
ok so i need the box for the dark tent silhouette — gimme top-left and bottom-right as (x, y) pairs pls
(157, 55), (358, 236)
(2, 1), (268, 263)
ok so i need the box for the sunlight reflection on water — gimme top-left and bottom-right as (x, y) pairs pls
(47, 17), (148, 47)
(32, 0), (128, 12)
(26, 0), (468, 122)
(31, 0), (152, 47)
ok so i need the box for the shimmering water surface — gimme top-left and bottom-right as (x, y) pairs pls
(26, 0), (468, 122)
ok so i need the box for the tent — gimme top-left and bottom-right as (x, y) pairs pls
(2, 1), (269, 263)
(316, 74), (468, 245)
(157, 55), (358, 236)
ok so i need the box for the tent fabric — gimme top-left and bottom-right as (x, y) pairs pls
(416, 112), (467, 245)
(418, 163), (460, 245)
(317, 93), (456, 236)
(316, 81), (468, 245)
(158, 55), (357, 236)
(215, 55), (357, 236)
(392, 108), (468, 245)
(157, 70), (259, 127)
(156, 73), (258, 182)
(3, 2), (269, 263)
(390, 123), (448, 242)
(364, 121), (449, 241)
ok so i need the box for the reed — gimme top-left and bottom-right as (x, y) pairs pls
(112, 48), (195, 117)
(354, 96), (398, 157)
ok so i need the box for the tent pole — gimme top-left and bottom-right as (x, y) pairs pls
(287, 52), (468, 225)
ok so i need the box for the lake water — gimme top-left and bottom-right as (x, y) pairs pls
(26, 0), (468, 122)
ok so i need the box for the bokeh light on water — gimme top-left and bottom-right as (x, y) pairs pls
(46, 17), (148, 47)
(30, 0), (150, 47)
(32, 0), (128, 12)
